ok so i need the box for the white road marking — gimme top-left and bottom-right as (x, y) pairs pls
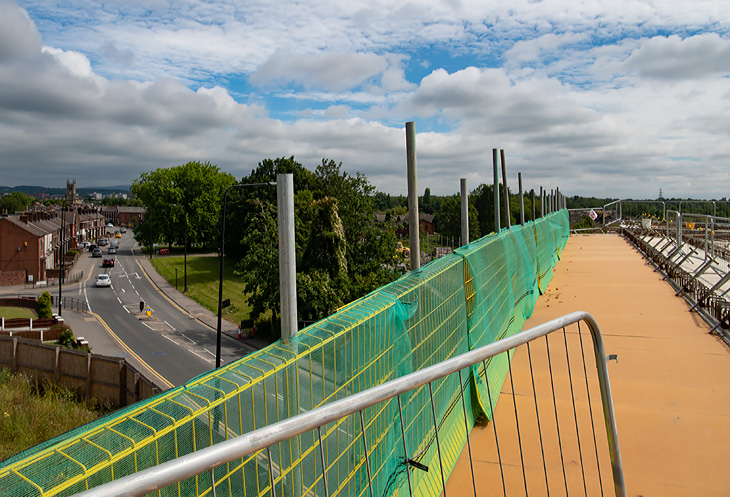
(141, 321), (154, 330)
(164, 321), (176, 331)
(163, 335), (179, 345)
(117, 297), (122, 304)
(188, 349), (213, 363)
(134, 289), (139, 296)
(181, 334), (196, 344)
(203, 348), (216, 357)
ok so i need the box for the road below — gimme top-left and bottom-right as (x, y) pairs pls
(77, 231), (254, 387)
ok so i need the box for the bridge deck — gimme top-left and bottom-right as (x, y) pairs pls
(446, 233), (730, 496)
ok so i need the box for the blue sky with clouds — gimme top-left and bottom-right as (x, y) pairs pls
(1, 0), (728, 198)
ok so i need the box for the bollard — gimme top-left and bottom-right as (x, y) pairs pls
(139, 301), (144, 313)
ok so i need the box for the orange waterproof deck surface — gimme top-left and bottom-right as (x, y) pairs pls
(445, 233), (730, 497)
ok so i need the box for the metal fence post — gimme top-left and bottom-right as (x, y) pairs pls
(493, 148), (501, 232)
(518, 173), (525, 224)
(460, 178), (469, 245)
(501, 150), (510, 229)
(277, 173), (297, 340)
(406, 122), (421, 270)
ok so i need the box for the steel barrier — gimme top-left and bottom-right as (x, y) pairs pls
(73, 311), (626, 497)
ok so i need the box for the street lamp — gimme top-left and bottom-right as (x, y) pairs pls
(216, 181), (276, 369)
(170, 203), (188, 292)
(58, 205), (65, 316)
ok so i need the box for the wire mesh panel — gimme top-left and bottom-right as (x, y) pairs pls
(0, 213), (571, 497)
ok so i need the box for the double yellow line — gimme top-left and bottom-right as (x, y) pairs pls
(90, 311), (175, 390)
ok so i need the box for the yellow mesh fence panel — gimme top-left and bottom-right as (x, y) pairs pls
(0, 211), (569, 497)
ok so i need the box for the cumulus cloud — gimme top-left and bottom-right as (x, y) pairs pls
(250, 51), (389, 91)
(0, 0), (729, 200)
(0, 1), (42, 61)
(623, 34), (730, 80)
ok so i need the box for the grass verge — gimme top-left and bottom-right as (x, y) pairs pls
(150, 255), (252, 326)
(0, 369), (113, 462)
(0, 307), (37, 319)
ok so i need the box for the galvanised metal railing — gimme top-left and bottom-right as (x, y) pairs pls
(623, 219), (730, 345)
(73, 311), (626, 497)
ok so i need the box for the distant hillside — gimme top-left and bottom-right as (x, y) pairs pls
(0, 185), (131, 196)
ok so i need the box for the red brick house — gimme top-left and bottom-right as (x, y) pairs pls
(0, 213), (55, 285)
(0, 207), (105, 286)
(375, 212), (435, 237)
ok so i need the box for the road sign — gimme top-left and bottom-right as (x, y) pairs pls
(222, 299), (231, 309)
(146, 307), (152, 318)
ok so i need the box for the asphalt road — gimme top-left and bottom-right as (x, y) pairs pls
(77, 231), (254, 387)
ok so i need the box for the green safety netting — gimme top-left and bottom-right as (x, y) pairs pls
(0, 211), (569, 497)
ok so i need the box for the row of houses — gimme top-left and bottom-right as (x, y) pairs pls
(0, 205), (145, 286)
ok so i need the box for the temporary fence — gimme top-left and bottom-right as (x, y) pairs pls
(0, 211), (569, 497)
(73, 311), (625, 497)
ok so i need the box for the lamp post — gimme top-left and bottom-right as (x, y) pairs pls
(170, 203), (188, 292)
(58, 205), (65, 316)
(183, 211), (187, 293)
(216, 181), (276, 369)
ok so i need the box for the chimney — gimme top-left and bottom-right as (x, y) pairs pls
(20, 215), (28, 224)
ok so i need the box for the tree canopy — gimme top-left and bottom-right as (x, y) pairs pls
(230, 157), (399, 335)
(131, 161), (236, 251)
(0, 191), (35, 214)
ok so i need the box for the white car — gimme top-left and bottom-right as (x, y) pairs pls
(96, 274), (111, 287)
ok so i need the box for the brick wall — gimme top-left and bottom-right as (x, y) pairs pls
(0, 270), (26, 286)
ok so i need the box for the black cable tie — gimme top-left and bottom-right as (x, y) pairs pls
(408, 459), (428, 472)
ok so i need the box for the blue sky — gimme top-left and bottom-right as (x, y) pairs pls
(1, 0), (729, 198)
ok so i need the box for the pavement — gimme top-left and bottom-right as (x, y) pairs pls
(0, 242), (269, 357)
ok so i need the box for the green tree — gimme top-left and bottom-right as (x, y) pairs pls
(433, 195), (480, 243)
(0, 191), (35, 214)
(131, 161), (236, 252)
(37, 291), (52, 319)
(232, 157), (399, 334)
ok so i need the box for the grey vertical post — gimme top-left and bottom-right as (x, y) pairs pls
(531, 189), (536, 221)
(518, 172), (525, 225)
(277, 173), (297, 340)
(550, 189), (555, 213)
(500, 150), (511, 229)
(556, 187), (560, 212)
(676, 212), (682, 249)
(539, 187), (544, 218)
(406, 122), (421, 270)
(492, 149), (500, 232)
(460, 178), (469, 245)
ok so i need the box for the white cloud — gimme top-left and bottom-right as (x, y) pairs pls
(0, 0), (728, 200)
(0, 0), (42, 61)
(505, 32), (588, 64)
(250, 51), (389, 91)
(623, 33), (730, 80)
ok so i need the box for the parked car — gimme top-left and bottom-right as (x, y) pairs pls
(120, 227), (127, 233)
(108, 247), (117, 254)
(96, 274), (111, 287)
(115, 232), (122, 238)
(92, 248), (102, 258)
(102, 259), (114, 267)
(107, 223), (114, 227)
(78, 241), (89, 249)
(88, 243), (98, 252)
(98, 238), (108, 246)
